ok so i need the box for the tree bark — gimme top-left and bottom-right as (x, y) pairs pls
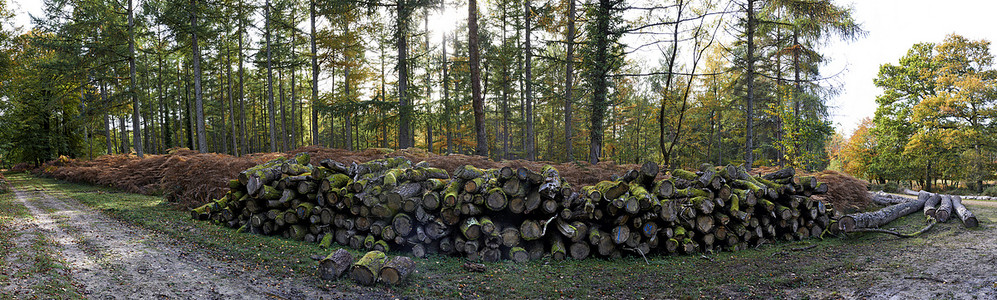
(378, 256), (415, 285)
(351, 251), (387, 286)
(950, 195), (978, 228)
(397, 1), (412, 149)
(839, 192), (927, 232)
(310, 0), (320, 146)
(238, 0), (247, 155)
(524, 0), (535, 160)
(226, 42), (238, 156)
(744, 0), (756, 167)
(469, 0), (486, 156)
(318, 248), (353, 280)
(265, 0), (278, 152)
(191, 0), (207, 153)
(563, 0), (576, 162)
(936, 194), (953, 223)
(128, 0), (142, 157)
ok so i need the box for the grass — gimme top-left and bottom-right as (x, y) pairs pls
(4, 172), (994, 298)
(0, 191), (25, 287)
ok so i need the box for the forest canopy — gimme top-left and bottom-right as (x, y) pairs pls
(0, 0), (864, 171)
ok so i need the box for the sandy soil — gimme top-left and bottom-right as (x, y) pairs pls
(6, 185), (354, 299)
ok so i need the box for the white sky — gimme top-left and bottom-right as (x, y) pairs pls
(9, 0), (997, 138)
(821, 0), (997, 137)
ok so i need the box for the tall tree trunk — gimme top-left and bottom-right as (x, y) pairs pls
(280, 68), (288, 151)
(291, 66), (298, 150)
(157, 37), (171, 151)
(289, 6), (298, 150)
(501, 6), (510, 159)
(310, 0), (320, 146)
(120, 115), (129, 154)
(443, 35), (452, 154)
(102, 82), (112, 155)
(469, 0), (486, 156)
(397, 2), (412, 149)
(227, 42), (238, 156)
(745, 0), (756, 168)
(129, 0), (143, 157)
(184, 65), (195, 149)
(265, 0), (278, 152)
(587, 0), (610, 165)
(219, 70), (228, 154)
(238, 0), (247, 155)
(659, 0), (683, 167)
(564, 0), (576, 162)
(191, 0), (207, 153)
(425, 8), (432, 152)
(524, 0), (535, 161)
(345, 59), (354, 151)
(792, 29), (800, 120)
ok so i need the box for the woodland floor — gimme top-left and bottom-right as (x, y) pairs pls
(1, 173), (995, 299)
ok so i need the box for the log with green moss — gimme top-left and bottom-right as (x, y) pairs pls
(351, 251), (388, 286)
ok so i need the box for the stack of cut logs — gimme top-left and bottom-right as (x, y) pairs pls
(192, 153), (832, 261)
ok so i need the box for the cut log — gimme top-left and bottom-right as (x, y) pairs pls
(950, 195), (978, 228)
(318, 248), (354, 280)
(639, 161), (659, 185)
(569, 242), (591, 260)
(551, 237), (567, 260)
(868, 191), (915, 206)
(461, 217), (482, 240)
(486, 188), (508, 211)
(839, 194), (927, 232)
(762, 167), (795, 181)
(611, 225), (630, 245)
(922, 192), (940, 219)
(936, 195), (953, 223)
(378, 256), (415, 285)
(351, 251), (388, 286)
(520, 219), (543, 241)
(509, 247), (529, 262)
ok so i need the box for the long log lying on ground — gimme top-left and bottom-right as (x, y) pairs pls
(869, 191), (916, 206)
(905, 188), (997, 201)
(950, 195), (979, 228)
(936, 195), (953, 222)
(839, 192), (928, 232)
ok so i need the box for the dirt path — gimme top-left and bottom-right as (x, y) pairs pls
(8, 183), (338, 299)
(784, 193), (997, 299)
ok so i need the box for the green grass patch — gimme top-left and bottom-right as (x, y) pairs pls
(0, 191), (23, 286)
(8, 172), (996, 298)
(26, 231), (82, 299)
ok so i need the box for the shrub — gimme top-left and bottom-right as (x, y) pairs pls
(0, 173), (8, 194)
(883, 182), (901, 193)
(983, 186), (997, 197)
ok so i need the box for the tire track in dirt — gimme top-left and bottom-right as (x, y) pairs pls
(10, 184), (344, 299)
(0, 199), (70, 298)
